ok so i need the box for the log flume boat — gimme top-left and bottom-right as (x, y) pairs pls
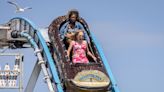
(48, 15), (119, 92)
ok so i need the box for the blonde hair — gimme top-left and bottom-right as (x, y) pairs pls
(74, 30), (84, 41)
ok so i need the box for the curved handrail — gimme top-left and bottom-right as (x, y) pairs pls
(9, 17), (63, 92)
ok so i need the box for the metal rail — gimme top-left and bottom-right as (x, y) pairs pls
(89, 31), (120, 92)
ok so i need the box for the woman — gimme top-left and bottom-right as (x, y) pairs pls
(60, 9), (89, 44)
(67, 30), (96, 64)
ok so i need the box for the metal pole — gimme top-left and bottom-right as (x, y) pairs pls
(19, 54), (23, 92)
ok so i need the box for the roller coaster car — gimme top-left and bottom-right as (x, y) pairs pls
(48, 16), (111, 92)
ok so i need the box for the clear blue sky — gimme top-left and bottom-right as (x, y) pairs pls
(0, 0), (164, 92)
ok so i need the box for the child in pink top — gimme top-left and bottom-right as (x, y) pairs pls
(67, 30), (97, 64)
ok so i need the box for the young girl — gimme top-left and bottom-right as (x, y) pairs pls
(67, 30), (96, 64)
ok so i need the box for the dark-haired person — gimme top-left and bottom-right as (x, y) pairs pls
(60, 9), (90, 44)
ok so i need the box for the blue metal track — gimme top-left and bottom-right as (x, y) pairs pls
(9, 17), (63, 92)
(89, 31), (120, 92)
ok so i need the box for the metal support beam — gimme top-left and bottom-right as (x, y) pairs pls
(25, 61), (41, 92)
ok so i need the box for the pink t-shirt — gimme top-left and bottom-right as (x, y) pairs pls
(72, 41), (89, 64)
